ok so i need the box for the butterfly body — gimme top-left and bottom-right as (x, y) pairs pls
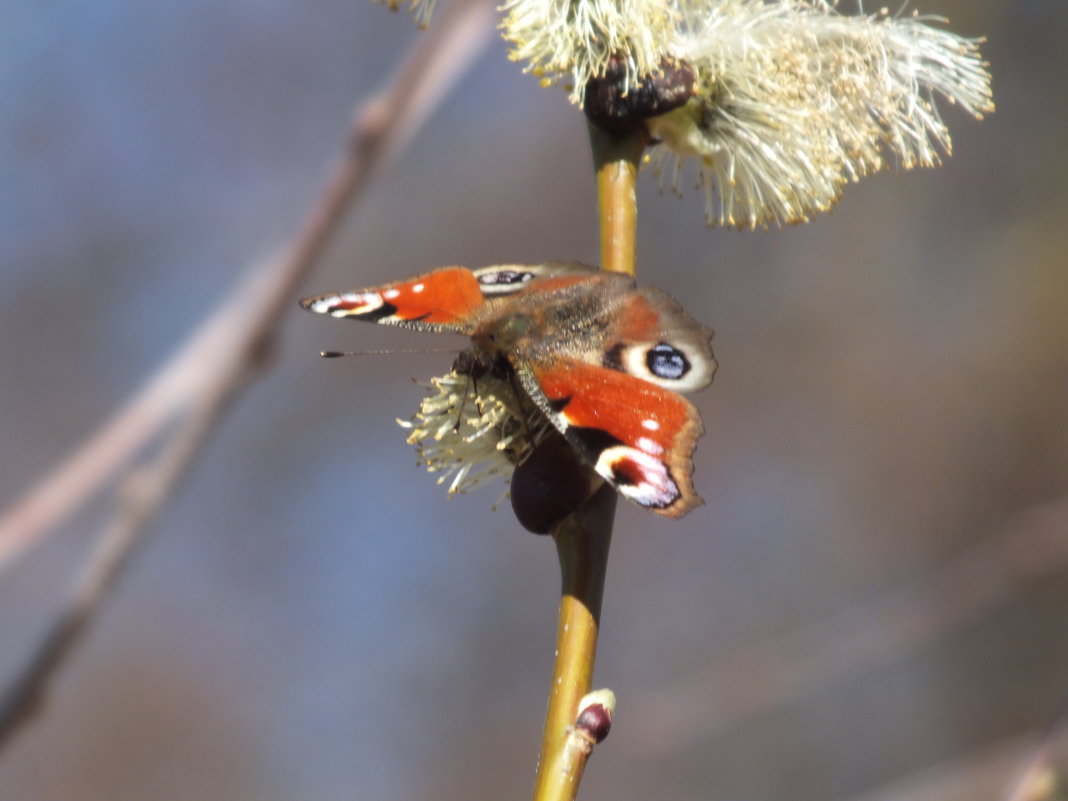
(301, 262), (715, 518)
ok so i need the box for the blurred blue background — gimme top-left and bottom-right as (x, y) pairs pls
(1, 2), (1066, 800)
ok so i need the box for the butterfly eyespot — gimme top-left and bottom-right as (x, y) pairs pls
(607, 340), (711, 391)
(646, 343), (690, 381)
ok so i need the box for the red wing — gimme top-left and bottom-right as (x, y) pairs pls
(299, 267), (485, 334)
(517, 360), (704, 517)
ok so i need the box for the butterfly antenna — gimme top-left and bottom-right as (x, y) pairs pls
(319, 348), (459, 358)
(453, 373), (483, 433)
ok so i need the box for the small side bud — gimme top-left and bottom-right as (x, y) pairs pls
(574, 689), (616, 744)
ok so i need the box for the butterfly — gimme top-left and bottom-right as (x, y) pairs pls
(300, 262), (716, 521)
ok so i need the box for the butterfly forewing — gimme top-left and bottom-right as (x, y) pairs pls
(300, 267), (485, 333)
(470, 262), (604, 298)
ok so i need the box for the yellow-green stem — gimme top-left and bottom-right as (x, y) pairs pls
(591, 123), (643, 277)
(532, 485), (616, 801)
(530, 124), (643, 801)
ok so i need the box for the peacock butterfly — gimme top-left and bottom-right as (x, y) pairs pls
(300, 262), (716, 518)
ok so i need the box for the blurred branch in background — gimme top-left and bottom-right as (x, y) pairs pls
(0, 0), (496, 753)
(1002, 693), (1068, 801)
(626, 494), (1068, 755)
(0, 0), (494, 578)
(834, 729), (1068, 801)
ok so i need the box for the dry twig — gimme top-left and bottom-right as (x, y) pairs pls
(1002, 693), (1068, 801)
(625, 496), (1068, 755)
(0, 0), (496, 751)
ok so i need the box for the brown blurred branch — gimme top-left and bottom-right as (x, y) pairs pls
(625, 495), (1068, 755)
(833, 724), (1068, 801)
(837, 737), (1034, 801)
(1002, 694), (1068, 801)
(0, 0), (496, 753)
(0, 0), (494, 576)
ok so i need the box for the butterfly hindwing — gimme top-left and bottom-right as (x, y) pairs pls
(517, 360), (704, 517)
(598, 290), (717, 393)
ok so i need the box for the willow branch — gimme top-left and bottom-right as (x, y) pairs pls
(530, 125), (644, 801)
(1002, 692), (1068, 801)
(624, 494), (1068, 754)
(0, 0), (496, 752)
(0, 0), (495, 576)
(590, 123), (643, 278)
(0, 356), (254, 753)
(832, 727), (1068, 801)
(532, 486), (617, 801)
(834, 737), (1043, 801)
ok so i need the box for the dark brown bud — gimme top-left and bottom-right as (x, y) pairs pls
(575, 701), (614, 744)
(510, 436), (598, 534)
(584, 57), (696, 136)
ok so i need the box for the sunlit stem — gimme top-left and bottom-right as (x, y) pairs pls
(591, 123), (643, 277)
(532, 486), (617, 801)
(530, 124), (643, 801)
